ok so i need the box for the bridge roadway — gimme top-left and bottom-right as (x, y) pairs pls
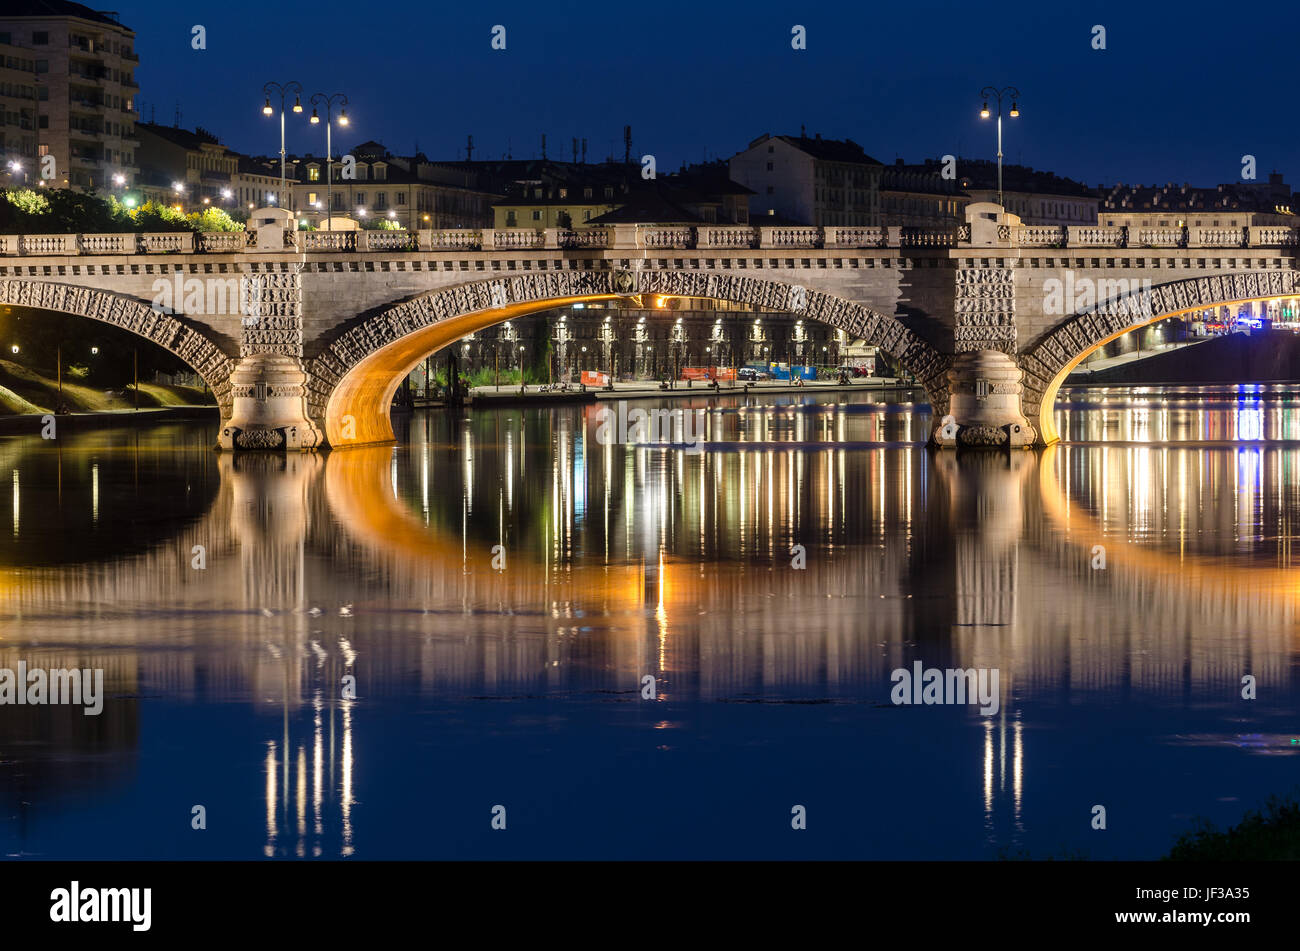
(0, 203), (1297, 449)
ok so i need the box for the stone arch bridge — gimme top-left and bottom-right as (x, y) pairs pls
(0, 205), (1295, 449)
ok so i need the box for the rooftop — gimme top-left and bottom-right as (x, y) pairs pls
(0, 0), (128, 29)
(747, 132), (884, 166)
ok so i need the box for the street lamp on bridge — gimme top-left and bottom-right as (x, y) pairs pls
(978, 85), (1020, 209)
(309, 93), (350, 232)
(262, 81), (303, 217)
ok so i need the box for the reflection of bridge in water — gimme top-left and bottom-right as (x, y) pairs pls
(3, 421), (1298, 855)
(2, 433), (1294, 704)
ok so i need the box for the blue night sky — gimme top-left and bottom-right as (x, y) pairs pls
(126, 0), (1295, 188)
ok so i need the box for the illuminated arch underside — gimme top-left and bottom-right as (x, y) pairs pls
(1023, 271), (1300, 445)
(313, 270), (951, 448)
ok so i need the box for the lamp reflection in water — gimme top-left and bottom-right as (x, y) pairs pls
(263, 659), (355, 858)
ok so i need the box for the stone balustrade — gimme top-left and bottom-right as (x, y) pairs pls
(0, 222), (1296, 257)
(1065, 226), (1126, 247)
(197, 231), (245, 253)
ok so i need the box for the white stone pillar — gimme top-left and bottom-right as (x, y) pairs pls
(217, 268), (324, 451)
(933, 350), (1036, 449)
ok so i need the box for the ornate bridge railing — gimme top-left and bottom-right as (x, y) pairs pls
(0, 223), (1297, 256)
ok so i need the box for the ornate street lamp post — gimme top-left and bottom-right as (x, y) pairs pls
(262, 82), (303, 214)
(978, 85), (1020, 209)
(309, 93), (349, 232)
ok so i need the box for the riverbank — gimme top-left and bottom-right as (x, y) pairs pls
(0, 404), (219, 435)
(0, 357), (216, 415)
(463, 377), (920, 406)
(1067, 330), (1300, 386)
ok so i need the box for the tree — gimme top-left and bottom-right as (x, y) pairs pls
(186, 206), (244, 232)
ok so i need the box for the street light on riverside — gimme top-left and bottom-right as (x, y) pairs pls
(309, 92), (349, 232)
(978, 85), (1020, 209)
(262, 81), (303, 216)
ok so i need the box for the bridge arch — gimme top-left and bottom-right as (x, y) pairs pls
(306, 269), (951, 447)
(0, 278), (237, 413)
(1018, 269), (1300, 444)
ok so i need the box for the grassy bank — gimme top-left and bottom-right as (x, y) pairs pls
(0, 358), (215, 416)
(1164, 792), (1300, 860)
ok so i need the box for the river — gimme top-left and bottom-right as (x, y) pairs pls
(1, 384), (1297, 859)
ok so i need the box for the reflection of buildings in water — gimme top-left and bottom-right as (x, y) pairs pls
(263, 686), (356, 858)
(983, 714), (1025, 847)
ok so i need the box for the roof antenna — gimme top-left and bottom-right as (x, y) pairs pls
(541, 133), (546, 159)
(174, 100), (181, 128)
(623, 125), (632, 165)
(466, 134), (474, 161)
(572, 137), (578, 164)
(581, 138), (587, 163)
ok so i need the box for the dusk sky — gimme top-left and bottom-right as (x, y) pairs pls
(123, 0), (1298, 189)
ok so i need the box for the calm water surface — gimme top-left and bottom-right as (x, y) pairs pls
(1, 385), (1297, 859)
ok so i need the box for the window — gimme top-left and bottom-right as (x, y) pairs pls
(35, 59), (48, 73)
(766, 186), (773, 194)
(0, 33), (9, 44)
(532, 209), (542, 221)
(506, 210), (517, 226)
(375, 192), (387, 210)
(356, 192), (366, 205)
(395, 192), (405, 206)
(38, 115), (47, 129)
(583, 187), (592, 198)
(307, 192), (317, 204)
(767, 145), (774, 153)
(766, 162), (773, 171)
(308, 166), (320, 181)
(33, 31), (48, 45)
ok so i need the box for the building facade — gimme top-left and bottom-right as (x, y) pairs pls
(729, 132), (883, 227)
(950, 158), (1098, 226)
(1098, 173), (1297, 231)
(880, 160), (970, 229)
(289, 142), (497, 229)
(0, 0), (138, 190)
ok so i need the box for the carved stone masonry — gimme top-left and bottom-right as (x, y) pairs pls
(240, 270), (304, 358)
(954, 266), (1016, 355)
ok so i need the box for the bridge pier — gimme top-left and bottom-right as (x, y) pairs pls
(931, 350), (1037, 450)
(217, 354), (324, 452)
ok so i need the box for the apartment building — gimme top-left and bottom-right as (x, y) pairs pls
(0, 0), (139, 189)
